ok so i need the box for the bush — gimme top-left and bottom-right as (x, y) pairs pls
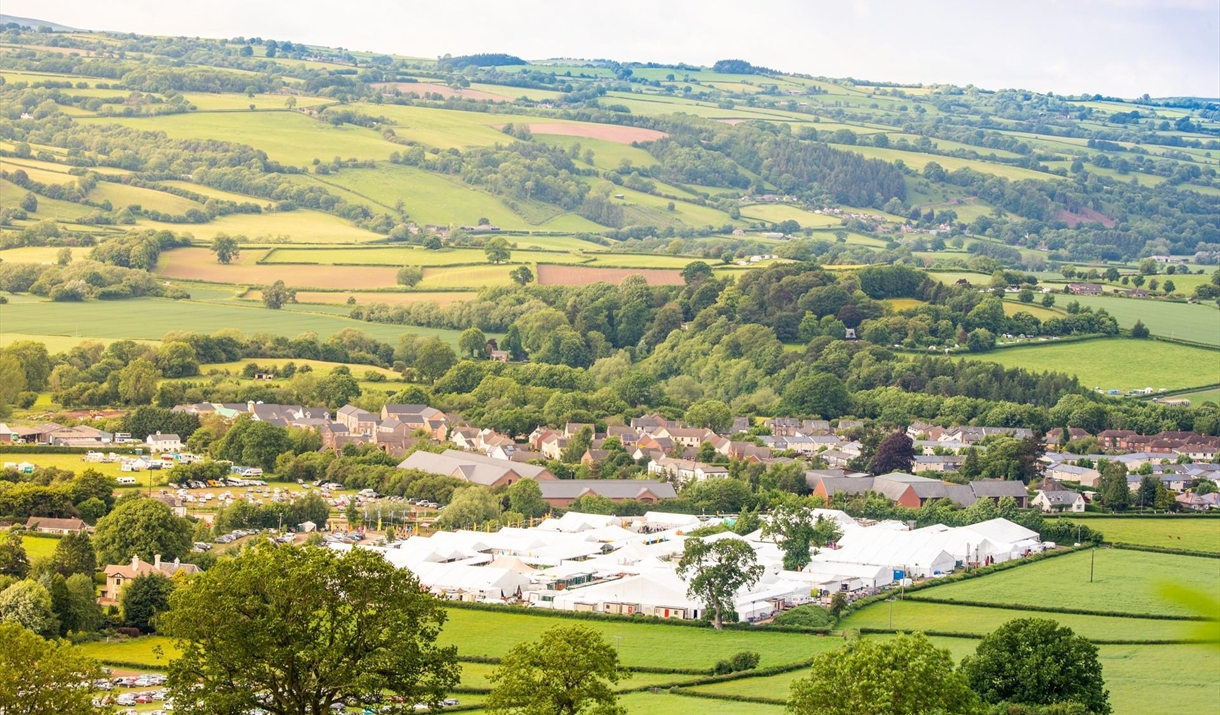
(712, 650), (760, 675)
(16, 392), (38, 408)
(773, 604), (834, 628)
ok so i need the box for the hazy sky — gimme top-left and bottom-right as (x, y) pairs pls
(5, 0), (1218, 97)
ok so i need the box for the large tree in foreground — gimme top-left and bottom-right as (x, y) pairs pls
(486, 624), (625, 715)
(0, 622), (105, 715)
(961, 618), (1110, 714)
(162, 544), (459, 715)
(787, 633), (980, 715)
(676, 537), (763, 630)
(93, 497), (193, 566)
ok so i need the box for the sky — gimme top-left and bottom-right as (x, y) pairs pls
(4, 0), (1218, 98)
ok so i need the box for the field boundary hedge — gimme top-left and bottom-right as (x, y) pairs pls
(1063, 513), (1220, 520)
(902, 595), (1206, 621)
(852, 627), (1206, 645)
(0, 446), (141, 455)
(1110, 543), (1220, 559)
(666, 686), (787, 706)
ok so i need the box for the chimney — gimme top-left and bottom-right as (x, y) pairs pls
(131, 554), (139, 570)
(154, 554), (161, 569)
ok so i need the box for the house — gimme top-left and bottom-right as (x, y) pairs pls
(100, 555), (201, 605)
(336, 405), (380, 435)
(151, 493), (188, 518)
(1032, 489), (1085, 512)
(1175, 492), (1220, 511)
(1044, 428), (1089, 446)
(397, 449), (555, 488)
(490, 350), (509, 362)
(24, 516), (89, 534)
(47, 425), (114, 447)
(913, 455), (963, 473)
(1047, 463), (1102, 487)
(146, 431), (184, 452)
(538, 480), (678, 508)
(1067, 283), (1103, 295)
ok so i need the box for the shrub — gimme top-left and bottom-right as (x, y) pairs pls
(773, 604), (834, 628)
(712, 650), (760, 675)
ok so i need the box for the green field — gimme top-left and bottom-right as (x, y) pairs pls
(182, 209), (386, 244)
(620, 692), (782, 715)
(1174, 387), (1220, 405)
(20, 534), (62, 561)
(1063, 294), (1220, 347)
(960, 338), (1220, 392)
(837, 599), (1195, 641)
(1066, 518), (1220, 552)
(914, 549), (1220, 618)
(82, 112), (399, 166)
(0, 297), (469, 346)
(2, 452), (137, 482)
(738, 203), (841, 227)
(438, 608), (821, 670)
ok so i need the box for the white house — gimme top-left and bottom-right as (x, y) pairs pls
(146, 431), (184, 452)
(1032, 490), (1086, 513)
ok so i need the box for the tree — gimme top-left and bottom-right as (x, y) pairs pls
(56, 247), (72, 265)
(118, 358), (162, 404)
(870, 432), (915, 475)
(0, 622), (105, 715)
(507, 479), (547, 518)
(459, 328), (488, 358)
(486, 625), (625, 715)
(569, 493), (616, 514)
(1130, 320), (1150, 338)
(436, 486), (500, 529)
(120, 572), (175, 633)
(1136, 475), (1160, 508)
(789, 634), (979, 715)
(675, 538), (763, 630)
(962, 618), (1110, 714)
(1163, 279), (1175, 294)
(509, 265), (534, 287)
(397, 266), (423, 287)
(50, 531), (96, 578)
(681, 261), (714, 285)
(0, 579), (56, 636)
(155, 341), (200, 378)
(485, 237), (511, 264)
(262, 280), (297, 309)
(685, 399), (733, 433)
(162, 544), (458, 715)
(560, 426), (593, 463)
(1042, 293), (1056, 308)
(415, 339), (457, 383)
(782, 374), (850, 418)
(93, 497), (193, 565)
(966, 328), (996, 352)
(0, 354), (26, 416)
(62, 573), (102, 634)
(1097, 462), (1131, 511)
(764, 504), (841, 571)
(0, 530), (29, 579)
(210, 234), (240, 264)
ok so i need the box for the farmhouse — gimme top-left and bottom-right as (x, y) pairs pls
(100, 555), (201, 605)
(24, 516), (90, 534)
(1067, 283), (1103, 295)
(145, 431), (184, 452)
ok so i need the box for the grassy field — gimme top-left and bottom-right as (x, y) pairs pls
(1174, 387), (1220, 405)
(20, 534), (62, 561)
(438, 608), (822, 670)
(0, 246), (67, 263)
(182, 210), (385, 244)
(915, 549), (1220, 618)
(2, 452), (136, 481)
(534, 134), (659, 172)
(959, 338), (1220, 392)
(0, 297), (468, 346)
(1001, 298), (1060, 320)
(1063, 294), (1220, 347)
(620, 692), (782, 715)
(157, 247), (400, 288)
(418, 264), (517, 289)
(249, 290), (479, 307)
(837, 599), (1195, 641)
(82, 112), (399, 166)
(737, 203), (841, 227)
(91, 181), (203, 215)
(1065, 518), (1220, 552)
(197, 358), (401, 379)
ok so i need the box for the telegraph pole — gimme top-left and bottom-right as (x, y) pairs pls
(1090, 548), (1095, 583)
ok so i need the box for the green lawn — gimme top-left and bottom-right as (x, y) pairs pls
(0, 297), (469, 346)
(837, 599), (1196, 641)
(1175, 387), (1220, 405)
(913, 550), (1220, 618)
(1065, 518), (1220, 553)
(1063, 294), (1220, 347)
(20, 534), (61, 561)
(738, 203), (841, 228)
(78, 636), (179, 667)
(959, 338), (1220, 392)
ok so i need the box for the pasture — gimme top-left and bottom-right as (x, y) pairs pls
(960, 338), (1220, 392)
(248, 290), (479, 307)
(81, 112), (399, 166)
(182, 210), (385, 244)
(0, 297), (469, 346)
(738, 203), (841, 228)
(1062, 294), (1220, 347)
(1064, 518), (1220, 553)
(1174, 387), (1220, 405)
(1001, 298), (1060, 320)
(914, 549), (1220, 618)
(20, 534), (61, 561)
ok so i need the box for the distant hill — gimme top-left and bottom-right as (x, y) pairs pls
(0, 14), (79, 32)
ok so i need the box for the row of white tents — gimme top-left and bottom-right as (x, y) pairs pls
(332, 510), (1043, 622)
